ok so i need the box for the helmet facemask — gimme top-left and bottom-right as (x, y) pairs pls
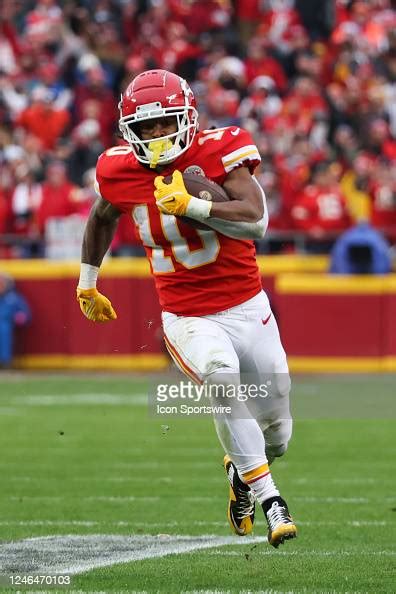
(119, 102), (198, 168)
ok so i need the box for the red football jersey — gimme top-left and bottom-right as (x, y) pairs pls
(96, 127), (262, 316)
(291, 185), (351, 233)
(370, 181), (396, 231)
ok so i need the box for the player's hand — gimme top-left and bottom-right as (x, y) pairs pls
(154, 170), (192, 216)
(76, 287), (117, 323)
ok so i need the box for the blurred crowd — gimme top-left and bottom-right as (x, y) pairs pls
(1, 0), (396, 258)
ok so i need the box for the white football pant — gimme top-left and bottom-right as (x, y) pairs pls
(162, 290), (292, 476)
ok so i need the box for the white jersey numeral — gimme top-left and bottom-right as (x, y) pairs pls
(317, 194), (343, 220)
(133, 205), (220, 273)
(198, 128), (226, 145)
(133, 205), (174, 273)
(162, 215), (220, 269)
(105, 146), (133, 156)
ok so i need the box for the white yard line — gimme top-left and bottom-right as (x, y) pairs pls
(1, 532), (394, 576)
(9, 496), (162, 503)
(0, 407), (22, 415)
(9, 495), (394, 504)
(8, 495), (220, 503)
(297, 520), (391, 527)
(3, 520), (98, 527)
(112, 461), (219, 468)
(294, 496), (370, 503)
(6, 476), (174, 483)
(0, 534), (267, 575)
(0, 461), (217, 470)
(7, 495), (223, 504)
(8, 393), (148, 406)
(290, 477), (378, 485)
(6, 475), (389, 486)
(207, 550), (396, 557)
(0, 520), (392, 528)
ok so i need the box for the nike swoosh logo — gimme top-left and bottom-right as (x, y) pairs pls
(261, 313), (272, 325)
(231, 128), (240, 136)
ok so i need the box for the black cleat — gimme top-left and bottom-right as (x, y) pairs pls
(224, 455), (255, 536)
(262, 496), (297, 548)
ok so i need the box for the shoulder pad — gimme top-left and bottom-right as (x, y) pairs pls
(96, 145), (137, 181)
(197, 127), (261, 174)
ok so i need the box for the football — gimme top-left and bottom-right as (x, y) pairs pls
(163, 172), (230, 230)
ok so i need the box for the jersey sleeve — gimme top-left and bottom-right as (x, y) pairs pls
(219, 127), (261, 175)
(192, 127), (262, 184)
(95, 146), (140, 213)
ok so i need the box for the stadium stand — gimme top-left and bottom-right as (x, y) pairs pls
(0, 0), (395, 258)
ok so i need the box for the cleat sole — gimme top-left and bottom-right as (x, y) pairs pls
(268, 524), (297, 548)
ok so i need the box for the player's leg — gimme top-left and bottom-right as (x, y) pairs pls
(239, 310), (293, 466)
(162, 311), (239, 381)
(207, 291), (296, 546)
(238, 293), (296, 547)
(162, 311), (265, 536)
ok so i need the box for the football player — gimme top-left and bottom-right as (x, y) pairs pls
(77, 69), (297, 548)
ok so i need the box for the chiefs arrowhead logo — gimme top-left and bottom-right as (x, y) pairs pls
(184, 165), (205, 176)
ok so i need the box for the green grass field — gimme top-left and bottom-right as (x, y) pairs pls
(0, 373), (395, 593)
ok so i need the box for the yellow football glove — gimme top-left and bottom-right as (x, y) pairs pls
(76, 287), (117, 323)
(154, 170), (192, 216)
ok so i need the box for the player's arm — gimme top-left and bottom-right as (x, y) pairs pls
(81, 196), (121, 267)
(202, 167), (268, 240)
(154, 167), (268, 240)
(211, 166), (264, 222)
(77, 196), (121, 323)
